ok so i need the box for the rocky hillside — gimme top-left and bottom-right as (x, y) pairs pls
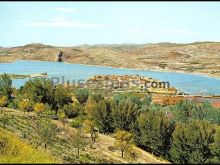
(1, 42), (220, 77)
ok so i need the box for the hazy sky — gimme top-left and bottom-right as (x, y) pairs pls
(1, 2), (220, 47)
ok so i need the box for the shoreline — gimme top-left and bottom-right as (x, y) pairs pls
(1, 59), (220, 96)
(63, 61), (220, 80)
(1, 59), (220, 80)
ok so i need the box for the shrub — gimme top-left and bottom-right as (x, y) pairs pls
(74, 88), (89, 105)
(34, 103), (46, 115)
(63, 103), (80, 118)
(7, 100), (18, 109)
(71, 116), (85, 128)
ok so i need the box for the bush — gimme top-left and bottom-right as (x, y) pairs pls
(74, 88), (89, 105)
(71, 116), (84, 128)
(63, 103), (80, 118)
(7, 100), (18, 109)
(91, 93), (104, 103)
(170, 120), (215, 164)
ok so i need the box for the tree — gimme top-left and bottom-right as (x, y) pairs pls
(192, 102), (210, 120)
(20, 79), (72, 114)
(34, 103), (46, 116)
(63, 103), (80, 118)
(172, 100), (195, 123)
(140, 95), (152, 111)
(71, 129), (87, 159)
(138, 110), (175, 157)
(0, 114), (10, 129)
(18, 99), (31, 114)
(209, 126), (220, 163)
(111, 99), (140, 131)
(172, 100), (220, 125)
(113, 93), (142, 108)
(53, 84), (73, 111)
(0, 96), (7, 114)
(0, 73), (12, 99)
(35, 118), (56, 150)
(85, 99), (97, 116)
(57, 109), (67, 128)
(90, 99), (114, 134)
(20, 78), (49, 103)
(170, 120), (215, 164)
(83, 119), (98, 143)
(91, 93), (104, 103)
(114, 130), (134, 158)
(74, 88), (89, 105)
(192, 102), (220, 125)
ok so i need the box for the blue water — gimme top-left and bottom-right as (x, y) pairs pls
(0, 60), (220, 95)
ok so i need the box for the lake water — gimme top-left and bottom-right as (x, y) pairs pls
(0, 60), (220, 95)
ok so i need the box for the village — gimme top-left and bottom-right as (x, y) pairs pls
(84, 74), (220, 108)
(85, 74), (179, 94)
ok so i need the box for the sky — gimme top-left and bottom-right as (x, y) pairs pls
(1, 2), (220, 47)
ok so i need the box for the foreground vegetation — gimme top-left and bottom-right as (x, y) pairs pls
(0, 73), (220, 164)
(0, 128), (58, 163)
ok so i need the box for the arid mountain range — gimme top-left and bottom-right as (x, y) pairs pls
(0, 42), (220, 77)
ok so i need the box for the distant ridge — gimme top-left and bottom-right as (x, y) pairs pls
(0, 41), (220, 77)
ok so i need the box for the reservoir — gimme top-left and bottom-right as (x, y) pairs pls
(0, 60), (220, 95)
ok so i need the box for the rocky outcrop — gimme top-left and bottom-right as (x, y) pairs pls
(57, 50), (64, 62)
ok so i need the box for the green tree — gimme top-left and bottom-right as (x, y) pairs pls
(20, 78), (50, 103)
(0, 73), (12, 99)
(83, 119), (98, 143)
(113, 93), (142, 108)
(74, 88), (89, 105)
(170, 120), (215, 164)
(53, 84), (72, 110)
(35, 118), (56, 150)
(192, 101), (211, 120)
(57, 109), (67, 128)
(20, 79), (72, 114)
(140, 95), (152, 111)
(172, 100), (195, 123)
(138, 110), (175, 157)
(206, 108), (220, 124)
(63, 103), (80, 118)
(114, 130), (134, 158)
(90, 99), (114, 133)
(209, 126), (220, 163)
(111, 99), (140, 131)
(91, 93), (104, 103)
(71, 129), (87, 159)
(193, 102), (220, 125)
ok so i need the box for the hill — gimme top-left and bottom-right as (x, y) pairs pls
(1, 42), (220, 77)
(0, 108), (168, 164)
(0, 127), (58, 163)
